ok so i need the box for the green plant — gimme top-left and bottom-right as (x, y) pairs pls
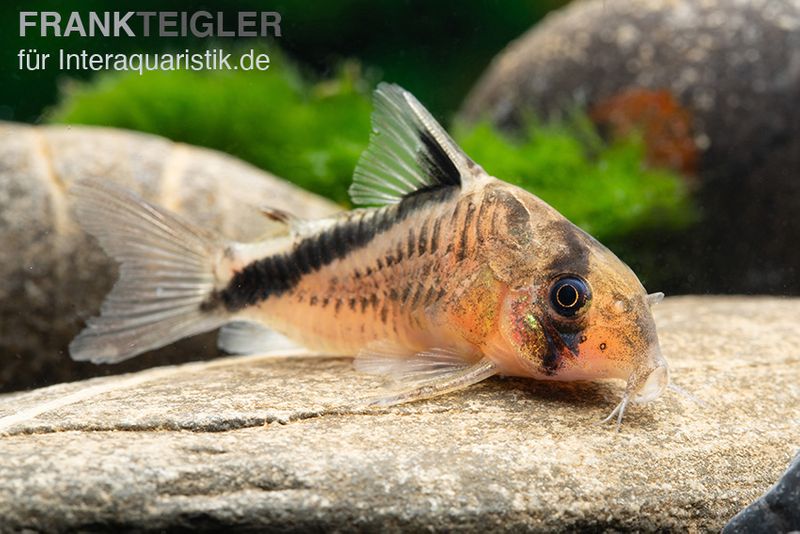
(50, 51), (373, 205)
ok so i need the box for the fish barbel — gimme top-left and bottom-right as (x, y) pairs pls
(70, 83), (669, 426)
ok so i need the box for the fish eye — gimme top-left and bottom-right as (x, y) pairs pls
(549, 276), (591, 318)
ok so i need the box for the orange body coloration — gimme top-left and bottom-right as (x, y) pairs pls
(69, 84), (669, 427)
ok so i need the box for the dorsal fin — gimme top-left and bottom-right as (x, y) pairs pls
(349, 83), (478, 207)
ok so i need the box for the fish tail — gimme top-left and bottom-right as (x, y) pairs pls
(69, 179), (230, 364)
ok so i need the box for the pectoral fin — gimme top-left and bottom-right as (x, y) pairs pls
(353, 342), (497, 408)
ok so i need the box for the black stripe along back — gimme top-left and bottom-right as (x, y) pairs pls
(214, 186), (456, 312)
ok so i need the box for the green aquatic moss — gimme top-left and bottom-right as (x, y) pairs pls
(453, 119), (695, 242)
(50, 58), (693, 246)
(50, 54), (373, 205)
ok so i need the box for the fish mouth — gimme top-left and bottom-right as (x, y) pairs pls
(631, 358), (670, 404)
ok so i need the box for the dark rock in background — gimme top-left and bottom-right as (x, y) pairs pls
(462, 0), (800, 295)
(724, 452), (800, 533)
(0, 123), (339, 393)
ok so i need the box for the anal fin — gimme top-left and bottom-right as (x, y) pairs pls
(218, 321), (307, 356)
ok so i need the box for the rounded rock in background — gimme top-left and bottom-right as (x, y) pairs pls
(0, 123), (340, 392)
(462, 0), (800, 295)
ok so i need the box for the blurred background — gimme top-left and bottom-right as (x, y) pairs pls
(1, 0), (798, 391)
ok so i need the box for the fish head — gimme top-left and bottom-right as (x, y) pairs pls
(552, 243), (670, 405)
(490, 190), (668, 404)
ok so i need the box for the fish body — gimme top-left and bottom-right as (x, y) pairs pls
(70, 83), (669, 424)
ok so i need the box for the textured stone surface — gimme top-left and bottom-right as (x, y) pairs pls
(0, 122), (340, 392)
(461, 0), (800, 295)
(1, 297), (798, 532)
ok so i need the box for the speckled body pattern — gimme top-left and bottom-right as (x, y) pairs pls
(222, 173), (662, 388)
(233, 176), (509, 361)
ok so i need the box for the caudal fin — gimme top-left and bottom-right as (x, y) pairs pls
(69, 179), (228, 364)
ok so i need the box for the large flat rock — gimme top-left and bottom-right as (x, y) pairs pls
(1, 296), (798, 531)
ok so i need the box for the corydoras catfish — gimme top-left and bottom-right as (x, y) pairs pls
(70, 83), (670, 426)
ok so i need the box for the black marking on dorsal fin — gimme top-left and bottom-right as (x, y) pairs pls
(349, 83), (476, 207)
(414, 128), (461, 193)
